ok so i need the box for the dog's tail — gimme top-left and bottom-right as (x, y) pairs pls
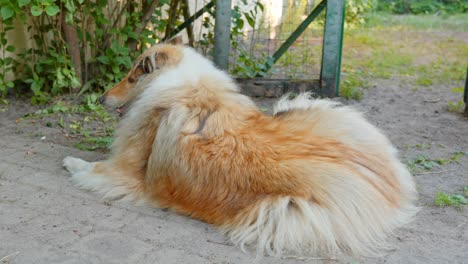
(222, 93), (418, 257)
(224, 186), (417, 257)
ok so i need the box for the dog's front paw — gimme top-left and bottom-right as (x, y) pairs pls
(63, 156), (92, 174)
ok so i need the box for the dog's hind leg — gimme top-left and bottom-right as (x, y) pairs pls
(63, 156), (144, 202)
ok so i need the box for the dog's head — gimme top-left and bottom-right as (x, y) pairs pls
(99, 36), (184, 116)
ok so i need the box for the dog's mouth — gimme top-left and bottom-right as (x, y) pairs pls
(116, 104), (128, 117)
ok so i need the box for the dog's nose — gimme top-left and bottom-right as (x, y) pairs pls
(99, 96), (105, 104)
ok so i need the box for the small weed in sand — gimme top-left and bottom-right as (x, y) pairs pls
(22, 93), (114, 123)
(435, 187), (468, 210)
(448, 87), (466, 113)
(405, 152), (466, 174)
(340, 72), (373, 100)
(75, 136), (113, 151)
(435, 151), (466, 165)
(403, 143), (432, 149)
(0, 98), (8, 112)
(406, 155), (439, 173)
(21, 93), (117, 151)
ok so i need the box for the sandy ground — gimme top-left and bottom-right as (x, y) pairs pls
(1, 78), (467, 264)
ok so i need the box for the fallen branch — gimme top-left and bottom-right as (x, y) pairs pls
(0, 252), (20, 262)
(281, 255), (338, 261)
(414, 169), (455, 175)
(206, 239), (232, 246)
(423, 98), (441, 103)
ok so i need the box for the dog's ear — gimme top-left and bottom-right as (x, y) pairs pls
(167, 35), (183, 45)
(141, 52), (168, 73)
(130, 52), (169, 82)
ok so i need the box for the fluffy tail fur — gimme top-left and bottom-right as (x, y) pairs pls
(223, 94), (418, 257)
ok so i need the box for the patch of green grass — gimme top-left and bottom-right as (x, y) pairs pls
(21, 93), (117, 151)
(405, 152), (466, 174)
(340, 12), (467, 96)
(448, 101), (465, 113)
(415, 76), (433, 86)
(435, 151), (466, 165)
(0, 98), (8, 112)
(340, 72), (373, 100)
(448, 87), (466, 113)
(403, 143), (432, 149)
(75, 136), (114, 151)
(343, 34), (415, 80)
(349, 31), (384, 46)
(406, 155), (439, 173)
(435, 188), (468, 210)
(366, 13), (468, 31)
(23, 94), (114, 123)
(415, 60), (467, 85)
(265, 12), (467, 99)
(340, 85), (363, 100)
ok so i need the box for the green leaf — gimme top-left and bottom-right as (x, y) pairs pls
(127, 31), (138, 40)
(45, 5), (60, 16)
(1, 6), (15, 20)
(244, 13), (255, 28)
(451, 87), (464, 93)
(18, 0), (31, 7)
(65, 12), (73, 24)
(6, 81), (14, 88)
(237, 18), (244, 29)
(6, 45), (15, 52)
(64, 0), (76, 12)
(111, 65), (120, 74)
(30, 6), (43, 16)
(449, 194), (467, 204)
(97, 56), (110, 64)
(256, 1), (264, 12)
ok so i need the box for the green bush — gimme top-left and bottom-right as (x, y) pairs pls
(0, 0), (173, 103)
(346, 0), (375, 25)
(376, 0), (467, 14)
(0, 0), (274, 102)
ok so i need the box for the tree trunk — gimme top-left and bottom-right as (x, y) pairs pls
(61, 10), (83, 89)
(164, 0), (181, 40)
(128, 0), (161, 52)
(181, 0), (194, 46)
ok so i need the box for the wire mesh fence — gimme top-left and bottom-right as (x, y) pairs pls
(229, 0), (324, 80)
(183, 0), (325, 80)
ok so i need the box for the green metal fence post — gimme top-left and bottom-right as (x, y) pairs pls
(320, 0), (346, 97)
(464, 65), (468, 116)
(213, 0), (231, 70)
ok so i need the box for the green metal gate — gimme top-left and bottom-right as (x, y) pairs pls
(166, 0), (346, 97)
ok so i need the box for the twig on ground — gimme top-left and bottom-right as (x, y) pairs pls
(281, 255), (338, 261)
(0, 252), (20, 262)
(451, 221), (467, 234)
(206, 239), (232, 246)
(414, 169), (455, 175)
(423, 98), (441, 103)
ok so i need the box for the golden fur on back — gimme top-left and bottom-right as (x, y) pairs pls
(64, 40), (418, 257)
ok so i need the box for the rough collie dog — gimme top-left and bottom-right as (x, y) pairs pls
(63, 37), (418, 257)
